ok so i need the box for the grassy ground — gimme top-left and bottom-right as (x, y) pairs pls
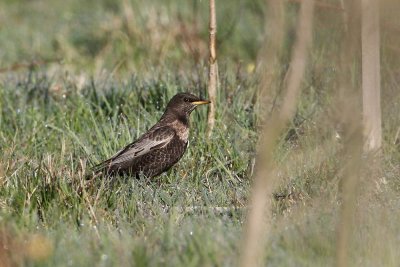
(1, 0), (400, 266)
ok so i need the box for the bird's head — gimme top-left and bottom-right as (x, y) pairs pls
(165, 92), (210, 117)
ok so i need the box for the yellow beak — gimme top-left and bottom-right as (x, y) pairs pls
(192, 100), (211, 105)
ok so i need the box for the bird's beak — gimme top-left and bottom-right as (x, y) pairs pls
(192, 100), (211, 105)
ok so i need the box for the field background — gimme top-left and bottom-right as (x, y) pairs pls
(0, 0), (399, 266)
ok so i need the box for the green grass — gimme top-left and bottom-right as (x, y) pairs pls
(1, 0), (400, 266)
(0, 69), (255, 266)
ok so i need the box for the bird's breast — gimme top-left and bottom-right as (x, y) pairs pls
(170, 120), (189, 142)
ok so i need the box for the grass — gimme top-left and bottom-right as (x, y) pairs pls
(1, 0), (400, 266)
(0, 69), (254, 266)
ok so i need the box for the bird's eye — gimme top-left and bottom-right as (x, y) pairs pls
(183, 97), (189, 102)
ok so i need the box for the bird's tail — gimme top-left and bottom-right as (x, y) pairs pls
(85, 159), (112, 179)
(93, 158), (121, 176)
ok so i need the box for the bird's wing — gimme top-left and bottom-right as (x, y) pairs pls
(99, 125), (176, 167)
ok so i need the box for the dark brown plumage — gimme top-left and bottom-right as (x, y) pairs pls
(94, 92), (210, 178)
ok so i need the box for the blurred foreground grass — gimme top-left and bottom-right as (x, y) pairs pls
(0, 0), (400, 266)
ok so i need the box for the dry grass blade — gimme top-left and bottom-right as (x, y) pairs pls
(362, 0), (382, 152)
(335, 1), (363, 266)
(239, 0), (315, 266)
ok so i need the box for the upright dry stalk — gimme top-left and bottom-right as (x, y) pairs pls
(335, 2), (363, 266)
(362, 0), (381, 152)
(335, 121), (363, 267)
(206, 0), (217, 138)
(239, 1), (315, 266)
(339, 0), (348, 32)
(335, 96), (363, 267)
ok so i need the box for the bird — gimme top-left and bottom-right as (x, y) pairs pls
(93, 92), (210, 179)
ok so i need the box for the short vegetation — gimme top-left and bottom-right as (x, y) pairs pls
(0, 0), (399, 266)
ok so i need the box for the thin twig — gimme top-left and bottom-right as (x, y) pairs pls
(0, 58), (61, 73)
(166, 206), (245, 215)
(206, 0), (218, 138)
